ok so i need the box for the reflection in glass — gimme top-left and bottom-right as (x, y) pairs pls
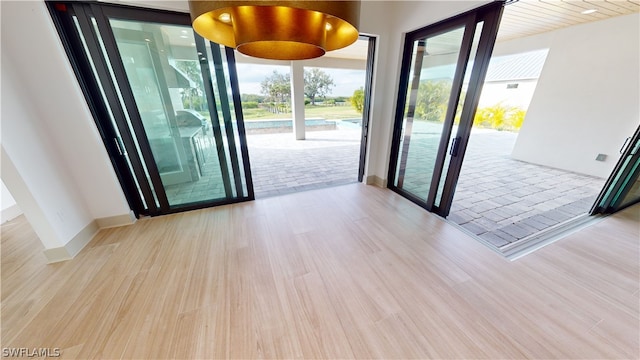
(394, 27), (465, 200)
(109, 19), (231, 206)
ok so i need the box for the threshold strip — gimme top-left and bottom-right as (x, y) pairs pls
(446, 214), (608, 261)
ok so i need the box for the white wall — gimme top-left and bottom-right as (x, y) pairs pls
(1, 1), (132, 257)
(511, 13), (640, 178)
(1, 179), (22, 223)
(1, 54), (93, 249)
(2, 1), (131, 220)
(1, 180), (17, 211)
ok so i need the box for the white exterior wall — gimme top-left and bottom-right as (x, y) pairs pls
(511, 13), (640, 178)
(479, 80), (539, 109)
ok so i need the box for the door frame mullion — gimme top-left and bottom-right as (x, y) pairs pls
(194, 35), (234, 198)
(358, 35), (377, 183)
(225, 47), (255, 200)
(208, 44), (245, 197)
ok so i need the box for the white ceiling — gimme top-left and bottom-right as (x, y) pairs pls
(498, 0), (640, 41)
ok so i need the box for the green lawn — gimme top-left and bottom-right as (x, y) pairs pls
(242, 105), (361, 121)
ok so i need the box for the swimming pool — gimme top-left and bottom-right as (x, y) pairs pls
(243, 118), (338, 134)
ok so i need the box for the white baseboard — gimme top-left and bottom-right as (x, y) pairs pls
(43, 220), (99, 263)
(43, 211), (135, 264)
(96, 211), (136, 228)
(365, 175), (387, 188)
(1, 204), (23, 224)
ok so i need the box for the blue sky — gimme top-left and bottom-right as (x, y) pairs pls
(235, 63), (367, 97)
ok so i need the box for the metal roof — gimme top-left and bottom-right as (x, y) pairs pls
(485, 49), (549, 82)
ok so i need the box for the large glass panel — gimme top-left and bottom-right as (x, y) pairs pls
(434, 22), (484, 207)
(393, 27), (466, 200)
(615, 157), (640, 209)
(594, 134), (640, 213)
(109, 19), (229, 206)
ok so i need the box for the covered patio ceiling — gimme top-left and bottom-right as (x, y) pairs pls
(498, 0), (639, 41)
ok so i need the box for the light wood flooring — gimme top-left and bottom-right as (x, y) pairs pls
(2, 184), (638, 359)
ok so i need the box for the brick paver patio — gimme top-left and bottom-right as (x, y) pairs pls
(397, 121), (605, 247)
(166, 120), (605, 249)
(164, 121), (361, 204)
(247, 122), (361, 198)
(449, 129), (605, 247)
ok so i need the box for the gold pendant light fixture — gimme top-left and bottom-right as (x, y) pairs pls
(188, 1), (361, 60)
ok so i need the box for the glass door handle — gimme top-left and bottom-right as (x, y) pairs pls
(620, 137), (631, 154)
(449, 136), (461, 157)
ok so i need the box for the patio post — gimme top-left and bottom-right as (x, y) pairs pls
(290, 61), (306, 140)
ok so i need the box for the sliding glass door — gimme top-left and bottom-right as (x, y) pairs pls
(111, 26), (193, 188)
(388, 2), (504, 217)
(49, 2), (253, 216)
(591, 126), (640, 214)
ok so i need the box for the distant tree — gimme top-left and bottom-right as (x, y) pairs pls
(304, 68), (334, 105)
(415, 80), (451, 122)
(241, 94), (266, 103)
(350, 87), (364, 113)
(260, 70), (291, 113)
(242, 101), (259, 109)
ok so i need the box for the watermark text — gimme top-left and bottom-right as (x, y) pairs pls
(2, 348), (61, 358)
